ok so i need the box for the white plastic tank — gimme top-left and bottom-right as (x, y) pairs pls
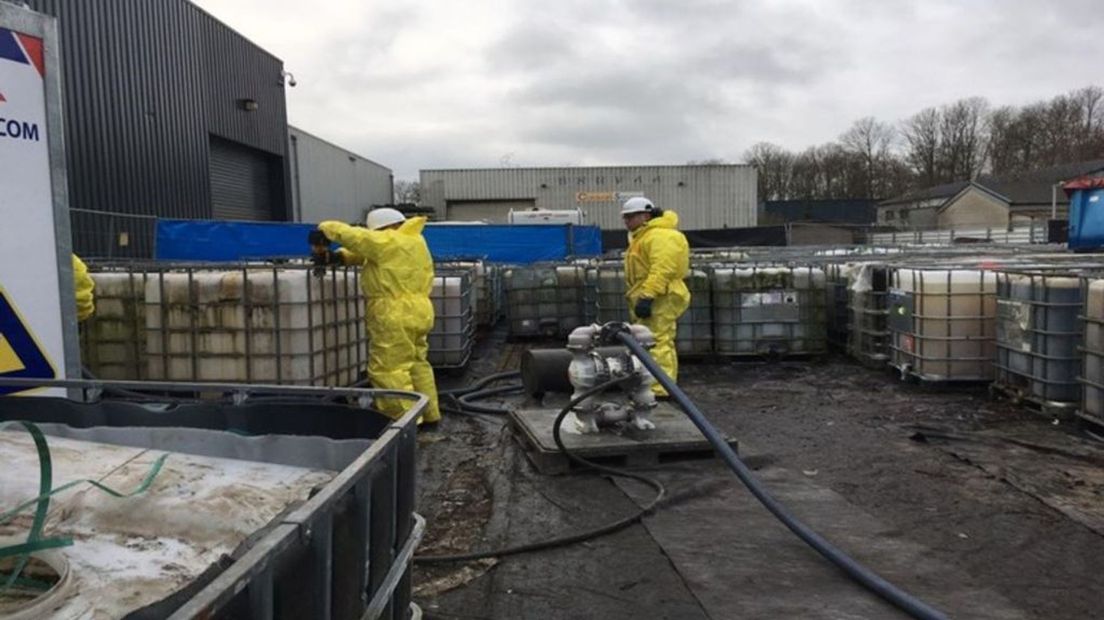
(710, 265), (827, 356)
(438, 260), (493, 327)
(145, 267), (366, 385)
(1079, 277), (1104, 424)
(503, 264), (588, 338)
(888, 267), (996, 381)
(82, 272), (148, 380)
(592, 262), (627, 323)
(428, 271), (473, 368)
(678, 268), (713, 355)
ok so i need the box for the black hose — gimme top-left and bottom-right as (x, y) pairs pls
(440, 371), (521, 397)
(614, 329), (948, 620)
(415, 375), (666, 565)
(455, 384), (525, 415)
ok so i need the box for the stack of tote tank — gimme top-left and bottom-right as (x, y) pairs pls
(710, 264), (827, 357)
(144, 265), (366, 385)
(428, 267), (475, 368)
(80, 270), (147, 380)
(83, 263), (367, 385)
(502, 263), (589, 338)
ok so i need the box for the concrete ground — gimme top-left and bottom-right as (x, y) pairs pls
(412, 337), (1104, 620)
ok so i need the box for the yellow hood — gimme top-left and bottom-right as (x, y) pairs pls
(399, 216), (427, 235)
(631, 210), (680, 240)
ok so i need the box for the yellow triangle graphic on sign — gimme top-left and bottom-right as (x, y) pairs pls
(0, 333), (26, 374)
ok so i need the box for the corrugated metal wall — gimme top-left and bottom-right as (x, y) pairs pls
(419, 166), (757, 230)
(24, 0), (290, 256)
(288, 126), (393, 223)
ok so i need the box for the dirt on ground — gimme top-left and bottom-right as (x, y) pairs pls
(412, 341), (1104, 620)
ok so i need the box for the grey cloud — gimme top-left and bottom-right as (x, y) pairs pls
(195, 0), (1104, 181)
(485, 21), (580, 71)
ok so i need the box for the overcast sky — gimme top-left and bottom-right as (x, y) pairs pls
(193, 0), (1101, 181)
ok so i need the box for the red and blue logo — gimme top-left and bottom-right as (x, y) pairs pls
(0, 27), (45, 141)
(0, 27), (44, 76)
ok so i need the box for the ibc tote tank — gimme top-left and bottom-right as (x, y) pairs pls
(428, 271), (474, 368)
(82, 271), (148, 380)
(710, 265), (827, 357)
(1078, 276), (1104, 427)
(144, 266), (365, 385)
(888, 267), (996, 382)
(847, 262), (891, 366)
(993, 270), (1083, 413)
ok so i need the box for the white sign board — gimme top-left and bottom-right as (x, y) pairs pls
(0, 8), (73, 396)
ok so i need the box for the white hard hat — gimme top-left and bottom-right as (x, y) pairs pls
(366, 207), (406, 230)
(620, 196), (655, 215)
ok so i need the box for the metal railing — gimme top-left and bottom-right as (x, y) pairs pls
(867, 222), (1050, 246)
(70, 208), (159, 259)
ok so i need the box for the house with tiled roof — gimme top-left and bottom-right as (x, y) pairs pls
(877, 160), (1104, 229)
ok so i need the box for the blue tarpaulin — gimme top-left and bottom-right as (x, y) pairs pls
(155, 219), (602, 263)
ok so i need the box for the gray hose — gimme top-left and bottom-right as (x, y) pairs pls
(614, 328), (948, 620)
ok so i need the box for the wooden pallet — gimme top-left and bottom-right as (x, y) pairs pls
(508, 402), (738, 475)
(1075, 410), (1104, 442)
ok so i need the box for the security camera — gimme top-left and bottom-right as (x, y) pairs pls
(281, 71), (297, 88)
(288, 77), (297, 88)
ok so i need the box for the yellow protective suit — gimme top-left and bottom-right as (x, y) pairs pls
(318, 217), (441, 423)
(72, 255), (95, 321)
(624, 211), (690, 396)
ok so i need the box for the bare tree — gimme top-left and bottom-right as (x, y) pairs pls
(902, 108), (941, 186)
(741, 85), (1104, 200)
(937, 97), (989, 181)
(986, 106), (1019, 175)
(393, 180), (421, 204)
(1072, 86), (1104, 160)
(840, 117), (896, 198)
(743, 143), (794, 201)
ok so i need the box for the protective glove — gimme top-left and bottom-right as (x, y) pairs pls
(634, 298), (654, 319)
(308, 228), (329, 251)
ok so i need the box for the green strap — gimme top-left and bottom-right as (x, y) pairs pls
(0, 421), (54, 592)
(0, 454), (169, 526)
(0, 538), (74, 558)
(0, 421), (169, 592)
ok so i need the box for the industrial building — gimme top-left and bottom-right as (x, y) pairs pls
(420, 165), (758, 230)
(289, 126), (393, 224)
(22, 0), (293, 257)
(21, 0), (391, 258)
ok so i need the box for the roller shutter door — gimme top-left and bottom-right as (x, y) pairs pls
(209, 137), (274, 221)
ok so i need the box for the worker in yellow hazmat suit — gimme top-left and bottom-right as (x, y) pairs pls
(72, 254), (95, 321)
(622, 197), (690, 397)
(311, 208), (441, 424)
